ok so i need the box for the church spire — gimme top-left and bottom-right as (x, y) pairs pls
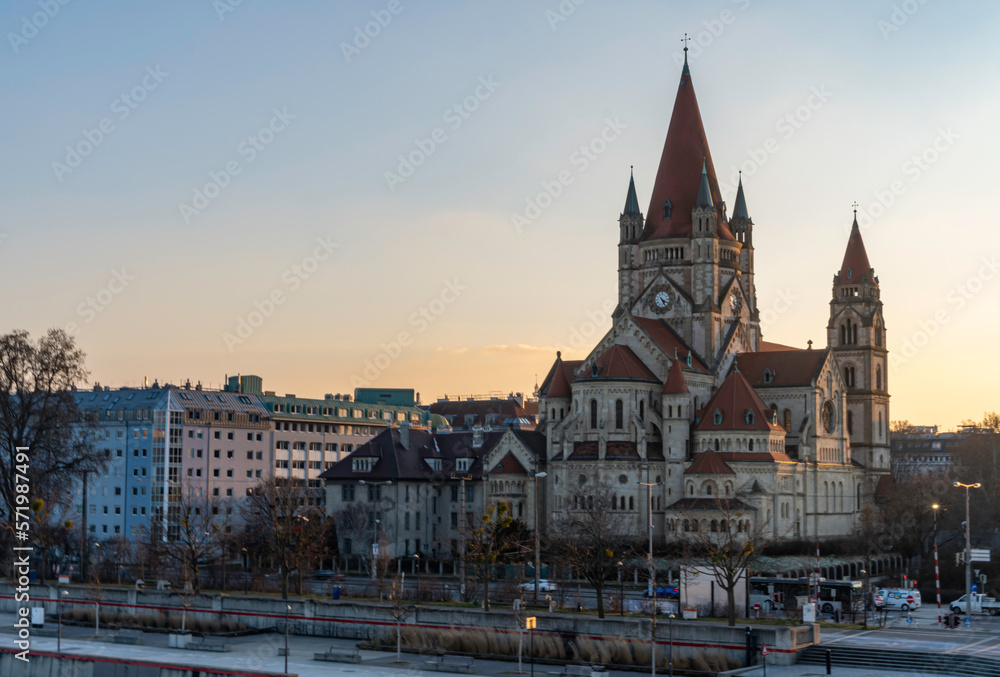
(681, 32), (691, 77)
(695, 158), (713, 209)
(732, 172), (749, 221)
(623, 166), (641, 217)
(838, 205), (875, 285)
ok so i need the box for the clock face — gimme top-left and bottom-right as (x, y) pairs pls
(654, 291), (671, 309)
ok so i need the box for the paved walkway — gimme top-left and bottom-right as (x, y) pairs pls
(0, 612), (968, 677)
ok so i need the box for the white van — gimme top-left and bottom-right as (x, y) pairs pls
(875, 588), (921, 611)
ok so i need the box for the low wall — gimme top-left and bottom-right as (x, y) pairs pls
(0, 648), (294, 677)
(0, 584), (817, 666)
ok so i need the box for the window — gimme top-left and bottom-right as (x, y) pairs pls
(663, 199), (672, 219)
(456, 458), (471, 472)
(427, 458), (442, 472)
(341, 485), (356, 501)
(763, 368), (773, 384)
(214, 431), (221, 439)
(615, 399), (623, 429)
(713, 409), (723, 425)
(227, 432), (234, 440)
(451, 486), (459, 502)
(214, 449), (221, 458)
(876, 365), (883, 390)
(847, 411), (854, 435)
(783, 409), (792, 433)
(590, 400), (598, 429)
(744, 410), (755, 425)
(247, 451), (253, 460)
(639, 400), (644, 421)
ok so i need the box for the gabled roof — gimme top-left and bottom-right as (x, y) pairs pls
(837, 215), (875, 285)
(429, 399), (537, 430)
(586, 344), (658, 381)
(490, 451), (527, 475)
(693, 370), (784, 432)
(642, 63), (734, 242)
(759, 340), (800, 352)
(633, 316), (709, 371)
(736, 349), (829, 388)
(319, 428), (505, 482)
(662, 358), (690, 394)
(538, 354), (580, 398)
(685, 449), (735, 475)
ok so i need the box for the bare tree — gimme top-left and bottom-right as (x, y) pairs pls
(551, 481), (635, 619)
(243, 477), (319, 599)
(172, 486), (225, 591)
(680, 497), (771, 626)
(0, 330), (105, 569)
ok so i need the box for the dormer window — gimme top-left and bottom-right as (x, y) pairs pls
(427, 458), (442, 472)
(713, 409), (723, 425)
(745, 410), (755, 425)
(352, 457), (374, 472)
(456, 458), (471, 472)
(663, 200), (672, 219)
(763, 368), (773, 384)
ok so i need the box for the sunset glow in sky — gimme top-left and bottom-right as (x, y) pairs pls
(2, 1), (999, 430)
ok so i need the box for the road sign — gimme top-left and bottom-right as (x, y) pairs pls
(525, 616), (536, 630)
(762, 643), (768, 657)
(971, 549), (991, 562)
(372, 543), (379, 556)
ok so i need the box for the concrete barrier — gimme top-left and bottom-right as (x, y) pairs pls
(0, 648), (294, 677)
(0, 584), (817, 666)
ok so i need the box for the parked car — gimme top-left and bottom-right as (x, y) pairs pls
(310, 570), (344, 582)
(875, 588), (921, 611)
(642, 587), (680, 599)
(519, 579), (558, 593)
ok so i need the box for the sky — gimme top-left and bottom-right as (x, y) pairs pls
(1, 0), (998, 431)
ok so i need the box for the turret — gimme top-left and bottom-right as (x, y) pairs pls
(618, 168), (643, 311)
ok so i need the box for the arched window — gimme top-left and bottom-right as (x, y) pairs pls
(745, 410), (755, 425)
(590, 399), (598, 429)
(705, 483), (713, 496)
(839, 482), (844, 511)
(688, 484), (694, 496)
(875, 320), (882, 346)
(783, 409), (792, 433)
(876, 366), (882, 390)
(620, 496), (625, 510)
(668, 405), (673, 418)
(663, 200), (672, 219)
(844, 366), (855, 387)
(857, 483), (862, 509)
(748, 439), (754, 451)
(639, 400), (645, 421)
(629, 496), (634, 510)
(847, 410), (854, 435)
(878, 412), (883, 438)
(711, 520), (719, 533)
(683, 519), (690, 532)
(615, 399), (624, 429)
(714, 409), (723, 425)
(824, 482), (830, 511)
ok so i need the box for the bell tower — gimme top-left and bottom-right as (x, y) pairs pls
(618, 168), (643, 313)
(827, 209), (889, 476)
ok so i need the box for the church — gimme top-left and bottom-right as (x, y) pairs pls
(536, 51), (890, 543)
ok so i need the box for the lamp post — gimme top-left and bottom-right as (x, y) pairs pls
(533, 472), (547, 602)
(668, 613), (675, 677)
(360, 480), (392, 583)
(617, 561), (624, 617)
(413, 553), (420, 600)
(860, 568), (868, 629)
(241, 547), (248, 594)
(284, 604), (291, 674)
(638, 479), (663, 677)
(932, 503), (941, 624)
(57, 589), (68, 651)
(954, 482), (981, 614)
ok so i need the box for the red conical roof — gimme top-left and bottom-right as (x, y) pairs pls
(838, 217), (875, 285)
(662, 358), (690, 394)
(643, 64), (734, 242)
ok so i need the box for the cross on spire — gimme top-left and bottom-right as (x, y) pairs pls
(682, 33), (690, 55)
(852, 201), (859, 218)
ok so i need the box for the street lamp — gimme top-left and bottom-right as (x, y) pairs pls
(413, 553), (420, 600)
(932, 503), (941, 624)
(638, 479), (663, 677)
(954, 482), (981, 614)
(617, 561), (624, 617)
(859, 568), (868, 629)
(533, 472), (547, 602)
(359, 480), (393, 580)
(284, 604), (291, 674)
(57, 589), (68, 651)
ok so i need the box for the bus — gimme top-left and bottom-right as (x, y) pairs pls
(749, 577), (864, 616)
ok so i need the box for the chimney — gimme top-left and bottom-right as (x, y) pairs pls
(400, 422), (410, 450)
(325, 394), (334, 400)
(195, 381), (203, 391)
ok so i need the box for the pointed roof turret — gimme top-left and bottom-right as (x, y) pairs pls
(642, 58), (734, 241)
(732, 173), (750, 221)
(695, 158), (713, 209)
(838, 208), (875, 285)
(662, 358), (690, 394)
(622, 166), (642, 217)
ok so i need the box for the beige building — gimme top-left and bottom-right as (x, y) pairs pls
(536, 52), (889, 544)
